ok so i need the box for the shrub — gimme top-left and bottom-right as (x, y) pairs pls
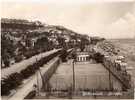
(1, 72), (22, 95)
(20, 65), (35, 79)
(93, 52), (104, 63)
(59, 49), (71, 62)
(1, 49), (62, 96)
(15, 56), (23, 63)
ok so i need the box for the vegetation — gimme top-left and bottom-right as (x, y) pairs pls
(59, 49), (68, 62)
(59, 49), (73, 62)
(1, 72), (22, 95)
(1, 18), (91, 95)
(93, 52), (104, 63)
(1, 35), (16, 67)
(57, 36), (66, 48)
(1, 18), (91, 68)
(90, 37), (105, 45)
(1, 49), (62, 96)
(24, 90), (36, 99)
(79, 37), (89, 52)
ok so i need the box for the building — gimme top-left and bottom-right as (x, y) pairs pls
(76, 51), (90, 62)
(84, 45), (94, 52)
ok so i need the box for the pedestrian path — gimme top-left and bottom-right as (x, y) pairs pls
(1, 49), (60, 79)
(2, 57), (59, 100)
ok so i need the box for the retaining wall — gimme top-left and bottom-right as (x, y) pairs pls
(8, 57), (60, 100)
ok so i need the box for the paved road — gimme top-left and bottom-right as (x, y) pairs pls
(2, 57), (59, 100)
(1, 49), (60, 79)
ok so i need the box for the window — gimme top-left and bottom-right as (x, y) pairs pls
(80, 57), (82, 61)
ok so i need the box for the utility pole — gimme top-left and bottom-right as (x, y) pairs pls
(37, 71), (40, 96)
(72, 60), (75, 92)
(36, 58), (40, 96)
(109, 65), (112, 90)
(84, 75), (87, 89)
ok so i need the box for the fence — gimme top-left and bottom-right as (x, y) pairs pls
(102, 56), (131, 90)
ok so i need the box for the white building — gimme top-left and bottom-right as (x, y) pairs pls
(76, 52), (90, 62)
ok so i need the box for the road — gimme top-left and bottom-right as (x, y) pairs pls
(2, 57), (59, 100)
(1, 49), (60, 79)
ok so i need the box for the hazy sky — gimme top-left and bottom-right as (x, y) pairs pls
(1, 0), (135, 38)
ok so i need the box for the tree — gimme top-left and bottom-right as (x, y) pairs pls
(93, 53), (104, 63)
(79, 37), (89, 52)
(59, 49), (68, 62)
(1, 35), (15, 67)
(35, 36), (49, 51)
(57, 36), (66, 48)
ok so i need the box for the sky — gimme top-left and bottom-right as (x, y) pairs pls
(1, 0), (135, 39)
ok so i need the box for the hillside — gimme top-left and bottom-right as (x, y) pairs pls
(1, 18), (90, 68)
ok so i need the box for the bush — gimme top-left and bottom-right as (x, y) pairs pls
(93, 52), (104, 63)
(1, 49), (62, 96)
(59, 49), (71, 62)
(1, 72), (22, 95)
(15, 55), (23, 62)
(20, 65), (36, 79)
(1, 82), (10, 95)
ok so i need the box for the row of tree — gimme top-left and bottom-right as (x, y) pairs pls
(1, 49), (62, 95)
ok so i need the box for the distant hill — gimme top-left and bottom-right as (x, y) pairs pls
(1, 18), (89, 39)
